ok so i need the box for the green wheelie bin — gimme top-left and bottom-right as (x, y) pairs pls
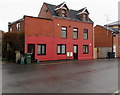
(25, 53), (31, 64)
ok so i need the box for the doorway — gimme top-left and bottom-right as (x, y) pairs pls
(28, 44), (35, 61)
(73, 45), (78, 60)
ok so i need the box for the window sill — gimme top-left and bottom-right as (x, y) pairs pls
(57, 53), (66, 55)
(83, 39), (88, 40)
(61, 37), (67, 39)
(73, 38), (78, 40)
(37, 54), (46, 56)
(83, 53), (89, 54)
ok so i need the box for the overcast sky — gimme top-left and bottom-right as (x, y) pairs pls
(0, 0), (119, 32)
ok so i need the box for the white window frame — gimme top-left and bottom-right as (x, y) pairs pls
(16, 23), (20, 31)
(61, 27), (67, 38)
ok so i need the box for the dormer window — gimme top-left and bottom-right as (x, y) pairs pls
(62, 9), (66, 17)
(10, 27), (12, 31)
(55, 2), (69, 18)
(77, 7), (89, 21)
(83, 14), (88, 21)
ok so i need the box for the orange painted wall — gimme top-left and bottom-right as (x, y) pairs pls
(24, 16), (53, 37)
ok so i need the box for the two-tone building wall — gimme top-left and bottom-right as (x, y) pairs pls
(8, 2), (94, 61)
(24, 16), (94, 61)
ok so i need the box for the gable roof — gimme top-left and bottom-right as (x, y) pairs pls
(44, 2), (93, 23)
(78, 7), (86, 13)
(77, 7), (89, 15)
(105, 21), (120, 26)
(98, 25), (115, 32)
(55, 2), (69, 10)
(56, 2), (65, 8)
(96, 25), (119, 34)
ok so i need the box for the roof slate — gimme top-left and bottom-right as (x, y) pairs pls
(56, 2), (65, 9)
(78, 8), (85, 13)
(105, 21), (120, 26)
(44, 2), (93, 23)
(97, 25), (120, 33)
(99, 25), (115, 32)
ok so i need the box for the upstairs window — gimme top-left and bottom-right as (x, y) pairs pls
(44, 9), (48, 12)
(73, 28), (78, 39)
(16, 23), (20, 31)
(62, 9), (66, 17)
(61, 27), (67, 38)
(9, 27), (12, 31)
(83, 29), (88, 40)
(83, 14), (88, 21)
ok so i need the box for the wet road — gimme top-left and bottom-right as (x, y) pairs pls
(2, 59), (119, 93)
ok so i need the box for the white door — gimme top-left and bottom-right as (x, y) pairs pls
(113, 45), (116, 58)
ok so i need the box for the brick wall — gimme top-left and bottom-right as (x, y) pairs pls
(38, 3), (52, 19)
(8, 19), (25, 33)
(24, 16), (53, 37)
(94, 25), (112, 47)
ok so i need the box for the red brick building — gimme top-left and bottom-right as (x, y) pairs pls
(0, 30), (4, 57)
(8, 2), (94, 61)
(105, 21), (120, 58)
(94, 23), (120, 58)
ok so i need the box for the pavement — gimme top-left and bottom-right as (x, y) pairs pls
(1, 58), (119, 93)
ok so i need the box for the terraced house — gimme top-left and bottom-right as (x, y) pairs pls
(8, 2), (94, 61)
